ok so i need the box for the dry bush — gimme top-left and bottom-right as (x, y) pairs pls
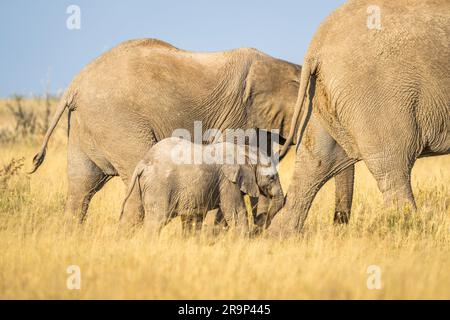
(0, 94), (57, 144)
(1, 96), (38, 142)
(0, 157), (24, 191)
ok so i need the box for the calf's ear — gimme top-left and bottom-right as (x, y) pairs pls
(221, 164), (260, 198)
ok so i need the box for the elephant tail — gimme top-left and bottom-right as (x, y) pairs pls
(29, 90), (76, 174)
(120, 161), (145, 219)
(279, 59), (317, 158)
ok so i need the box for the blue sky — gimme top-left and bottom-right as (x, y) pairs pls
(0, 0), (345, 97)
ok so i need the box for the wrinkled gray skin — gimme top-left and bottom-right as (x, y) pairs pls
(30, 38), (353, 227)
(120, 137), (284, 236)
(274, 0), (450, 234)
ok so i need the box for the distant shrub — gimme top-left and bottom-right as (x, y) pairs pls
(0, 94), (56, 144)
(0, 157), (24, 191)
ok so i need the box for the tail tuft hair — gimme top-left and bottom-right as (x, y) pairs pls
(28, 148), (46, 174)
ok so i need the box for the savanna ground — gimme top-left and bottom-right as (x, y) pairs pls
(0, 97), (449, 299)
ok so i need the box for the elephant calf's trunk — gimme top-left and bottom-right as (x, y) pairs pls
(265, 194), (285, 228)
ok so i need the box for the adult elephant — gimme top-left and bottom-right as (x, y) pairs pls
(30, 38), (354, 226)
(273, 0), (450, 234)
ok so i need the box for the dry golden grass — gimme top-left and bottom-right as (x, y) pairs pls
(0, 99), (449, 299)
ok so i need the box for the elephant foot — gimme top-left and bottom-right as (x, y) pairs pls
(61, 212), (85, 236)
(117, 217), (144, 239)
(263, 218), (289, 239)
(212, 224), (228, 237)
(225, 225), (249, 239)
(264, 226), (297, 240)
(263, 207), (307, 239)
(333, 211), (350, 224)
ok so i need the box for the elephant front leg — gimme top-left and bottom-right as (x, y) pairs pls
(218, 181), (251, 236)
(143, 205), (172, 237)
(255, 194), (270, 222)
(268, 114), (357, 236)
(268, 151), (325, 236)
(334, 164), (355, 224)
(220, 201), (249, 237)
(268, 145), (354, 236)
(212, 209), (229, 236)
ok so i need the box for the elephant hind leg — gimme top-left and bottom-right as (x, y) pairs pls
(66, 147), (111, 225)
(364, 155), (416, 210)
(334, 164), (355, 224)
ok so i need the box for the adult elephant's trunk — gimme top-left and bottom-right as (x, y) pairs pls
(279, 61), (315, 158)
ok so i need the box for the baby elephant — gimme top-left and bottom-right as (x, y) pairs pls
(120, 137), (284, 236)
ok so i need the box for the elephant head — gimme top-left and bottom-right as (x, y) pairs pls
(220, 149), (284, 231)
(254, 163), (285, 229)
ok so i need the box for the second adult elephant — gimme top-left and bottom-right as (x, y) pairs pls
(30, 38), (355, 226)
(275, 0), (450, 234)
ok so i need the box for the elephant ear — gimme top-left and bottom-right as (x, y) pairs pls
(222, 164), (260, 197)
